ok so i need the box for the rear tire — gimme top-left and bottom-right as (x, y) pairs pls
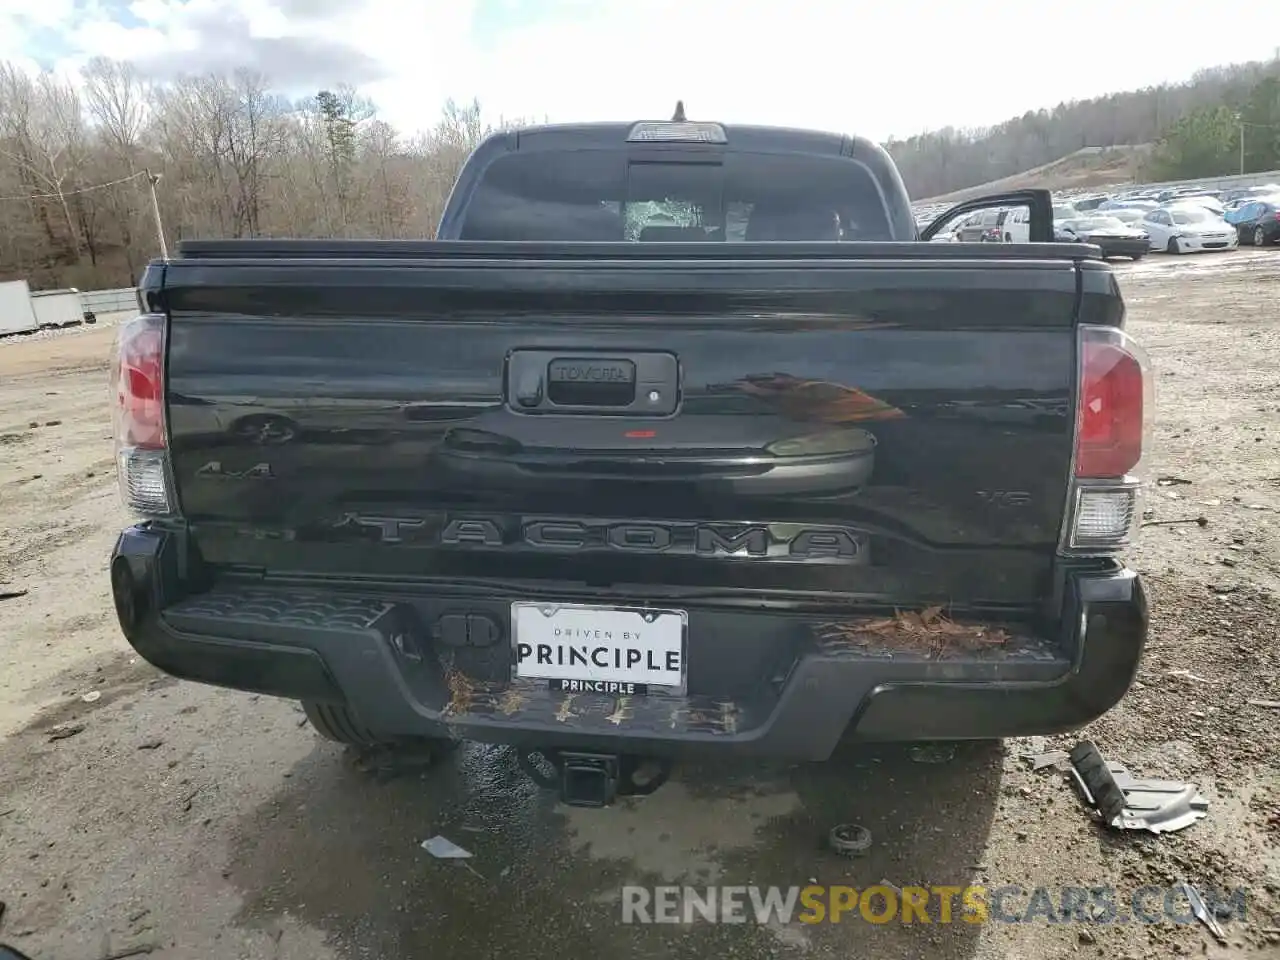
(1166, 237), (1180, 254)
(1256, 226), (1267, 247)
(302, 701), (386, 747)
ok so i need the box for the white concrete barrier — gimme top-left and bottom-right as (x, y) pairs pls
(0, 280), (40, 336)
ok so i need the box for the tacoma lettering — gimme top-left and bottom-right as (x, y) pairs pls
(334, 514), (867, 562)
(695, 526), (769, 557)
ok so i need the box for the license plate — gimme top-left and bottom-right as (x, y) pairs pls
(511, 602), (687, 695)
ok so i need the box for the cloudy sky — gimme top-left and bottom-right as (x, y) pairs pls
(3, 0), (1280, 141)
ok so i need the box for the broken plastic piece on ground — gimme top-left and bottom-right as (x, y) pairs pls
(1157, 476), (1193, 486)
(1068, 740), (1208, 834)
(421, 835), (473, 859)
(1177, 880), (1228, 944)
(81, 690), (101, 703)
(910, 742), (956, 764)
(1246, 699), (1280, 709)
(828, 824), (872, 857)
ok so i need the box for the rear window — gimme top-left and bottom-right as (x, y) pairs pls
(456, 149), (893, 242)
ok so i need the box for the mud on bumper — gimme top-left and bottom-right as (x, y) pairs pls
(111, 525), (1147, 761)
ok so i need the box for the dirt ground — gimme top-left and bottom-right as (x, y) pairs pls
(1, 252), (1278, 960)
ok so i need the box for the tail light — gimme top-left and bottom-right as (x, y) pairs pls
(1062, 325), (1151, 554)
(111, 314), (173, 515)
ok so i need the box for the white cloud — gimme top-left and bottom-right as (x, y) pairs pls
(3, 0), (1280, 140)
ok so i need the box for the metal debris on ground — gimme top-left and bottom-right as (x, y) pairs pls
(1068, 740), (1208, 834)
(1177, 880), (1228, 944)
(1141, 515), (1209, 528)
(421, 835), (473, 859)
(1166, 669), (1213, 683)
(81, 691), (102, 703)
(817, 606), (1008, 657)
(827, 824), (872, 857)
(1157, 476), (1193, 486)
(1246, 699), (1280, 709)
(47, 722), (86, 742)
(910, 742), (956, 764)
(1023, 750), (1070, 771)
(0, 588), (29, 602)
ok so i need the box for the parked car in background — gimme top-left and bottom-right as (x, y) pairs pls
(1003, 206), (1033, 242)
(1226, 198), (1280, 246)
(1057, 216), (1149, 260)
(1105, 208), (1148, 228)
(953, 208), (1009, 242)
(1169, 194), (1225, 216)
(1071, 195), (1108, 211)
(1223, 184), (1280, 203)
(1052, 202), (1079, 222)
(1099, 197), (1158, 212)
(1142, 206), (1237, 254)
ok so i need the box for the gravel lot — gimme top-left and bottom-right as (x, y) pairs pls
(1, 254), (1278, 960)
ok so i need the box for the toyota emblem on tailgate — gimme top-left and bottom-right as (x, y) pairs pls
(548, 359), (636, 383)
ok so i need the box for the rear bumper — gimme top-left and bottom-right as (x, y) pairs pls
(111, 525), (1147, 760)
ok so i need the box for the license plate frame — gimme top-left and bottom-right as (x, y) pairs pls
(510, 601), (688, 696)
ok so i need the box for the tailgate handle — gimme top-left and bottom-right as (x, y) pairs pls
(507, 350), (679, 416)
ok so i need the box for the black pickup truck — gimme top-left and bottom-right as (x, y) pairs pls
(110, 116), (1149, 806)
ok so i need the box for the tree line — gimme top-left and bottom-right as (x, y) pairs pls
(887, 58), (1280, 198)
(0, 58), (517, 290)
(1143, 69), (1280, 181)
(2, 56), (1279, 290)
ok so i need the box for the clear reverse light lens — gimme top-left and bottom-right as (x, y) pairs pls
(1070, 485), (1138, 550)
(119, 447), (172, 516)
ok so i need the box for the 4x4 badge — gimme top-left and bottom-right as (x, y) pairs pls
(196, 461), (275, 480)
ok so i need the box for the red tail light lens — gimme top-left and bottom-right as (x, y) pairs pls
(112, 315), (166, 449)
(1075, 326), (1147, 478)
